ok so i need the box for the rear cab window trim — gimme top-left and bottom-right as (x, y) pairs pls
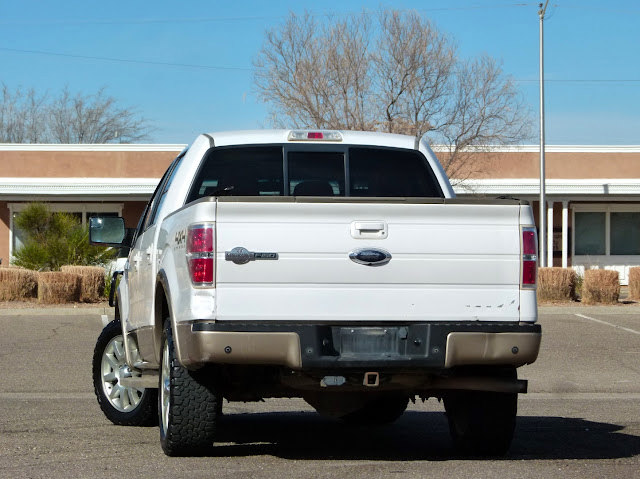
(184, 143), (443, 206)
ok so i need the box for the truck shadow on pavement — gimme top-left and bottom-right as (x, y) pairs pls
(210, 410), (640, 461)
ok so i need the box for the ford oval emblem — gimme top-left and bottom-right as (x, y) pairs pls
(349, 248), (392, 267)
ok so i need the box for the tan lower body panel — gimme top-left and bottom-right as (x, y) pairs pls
(445, 332), (541, 368)
(176, 323), (302, 369)
(175, 324), (539, 371)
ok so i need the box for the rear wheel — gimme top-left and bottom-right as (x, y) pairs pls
(92, 319), (157, 426)
(444, 390), (517, 456)
(159, 319), (219, 456)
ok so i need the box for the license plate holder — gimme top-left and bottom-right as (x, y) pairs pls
(339, 327), (400, 357)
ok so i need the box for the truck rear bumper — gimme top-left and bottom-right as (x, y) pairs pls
(175, 321), (541, 371)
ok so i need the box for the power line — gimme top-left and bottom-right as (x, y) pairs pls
(0, 4), (536, 27)
(0, 47), (251, 72)
(0, 15), (283, 27)
(1, 45), (638, 83)
(2, 3), (639, 29)
(557, 5), (640, 14)
(515, 78), (640, 83)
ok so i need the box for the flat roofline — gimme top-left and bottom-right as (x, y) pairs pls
(431, 145), (640, 153)
(0, 177), (159, 196)
(1, 143), (640, 153)
(455, 178), (640, 196)
(0, 144), (187, 152)
(2, 177), (640, 198)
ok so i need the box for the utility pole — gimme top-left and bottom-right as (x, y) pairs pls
(539, 1), (550, 267)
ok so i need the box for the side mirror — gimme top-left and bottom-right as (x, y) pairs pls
(89, 217), (129, 247)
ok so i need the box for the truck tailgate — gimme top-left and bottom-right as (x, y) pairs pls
(215, 200), (524, 323)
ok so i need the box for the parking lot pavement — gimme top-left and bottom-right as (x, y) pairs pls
(524, 305), (640, 395)
(0, 304), (638, 479)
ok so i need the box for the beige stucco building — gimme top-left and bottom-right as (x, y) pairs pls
(2, 143), (640, 282)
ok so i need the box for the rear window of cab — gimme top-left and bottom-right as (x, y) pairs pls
(185, 145), (443, 203)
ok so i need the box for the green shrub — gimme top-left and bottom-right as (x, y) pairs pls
(12, 203), (115, 271)
(574, 273), (584, 299)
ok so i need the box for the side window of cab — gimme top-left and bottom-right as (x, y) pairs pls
(142, 151), (186, 232)
(133, 150), (186, 246)
(146, 152), (185, 228)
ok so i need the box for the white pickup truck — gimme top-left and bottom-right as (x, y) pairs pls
(90, 129), (541, 457)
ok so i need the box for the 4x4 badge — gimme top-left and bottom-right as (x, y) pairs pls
(225, 247), (279, 265)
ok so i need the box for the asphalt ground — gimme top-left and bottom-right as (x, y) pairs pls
(0, 305), (638, 478)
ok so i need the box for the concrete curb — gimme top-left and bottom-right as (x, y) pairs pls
(1, 304), (638, 317)
(0, 306), (115, 317)
(0, 274), (635, 318)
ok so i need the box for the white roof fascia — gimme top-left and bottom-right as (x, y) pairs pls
(430, 145), (640, 153)
(1, 142), (639, 153)
(0, 144), (186, 152)
(455, 178), (640, 196)
(0, 178), (640, 197)
(0, 178), (160, 196)
(3, 177), (640, 198)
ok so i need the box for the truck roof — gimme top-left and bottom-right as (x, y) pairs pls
(205, 129), (419, 150)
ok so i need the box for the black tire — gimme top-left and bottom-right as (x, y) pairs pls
(92, 318), (157, 426)
(341, 395), (409, 425)
(159, 319), (219, 456)
(444, 390), (517, 456)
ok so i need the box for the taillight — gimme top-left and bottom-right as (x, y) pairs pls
(187, 224), (214, 286)
(521, 226), (538, 288)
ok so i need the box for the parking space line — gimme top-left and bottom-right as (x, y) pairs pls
(575, 313), (640, 335)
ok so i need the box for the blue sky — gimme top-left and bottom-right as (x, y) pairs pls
(1, 1), (638, 145)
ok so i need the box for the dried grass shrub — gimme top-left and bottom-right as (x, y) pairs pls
(582, 269), (620, 305)
(0, 267), (38, 301)
(628, 267), (640, 301)
(60, 265), (106, 303)
(537, 267), (577, 302)
(37, 272), (81, 304)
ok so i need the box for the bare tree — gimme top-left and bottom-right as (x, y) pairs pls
(374, 10), (456, 138)
(0, 84), (151, 144)
(254, 9), (532, 181)
(0, 84), (48, 143)
(435, 55), (531, 181)
(48, 87), (151, 143)
(254, 13), (375, 131)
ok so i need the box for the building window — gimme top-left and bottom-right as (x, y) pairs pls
(573, 206), (640, 257)
(9, 203), (123, 259)
(610, 212), (640, 255)
(11, 213), (26, 253)
(574, 212), (605, 255)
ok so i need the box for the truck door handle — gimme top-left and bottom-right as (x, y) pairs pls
(131, 252), (142, 271)
(351, 221), (388, 239)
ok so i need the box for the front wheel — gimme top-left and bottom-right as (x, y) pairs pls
(159, 319), (219, 456)
(92, 319), (157, 426)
